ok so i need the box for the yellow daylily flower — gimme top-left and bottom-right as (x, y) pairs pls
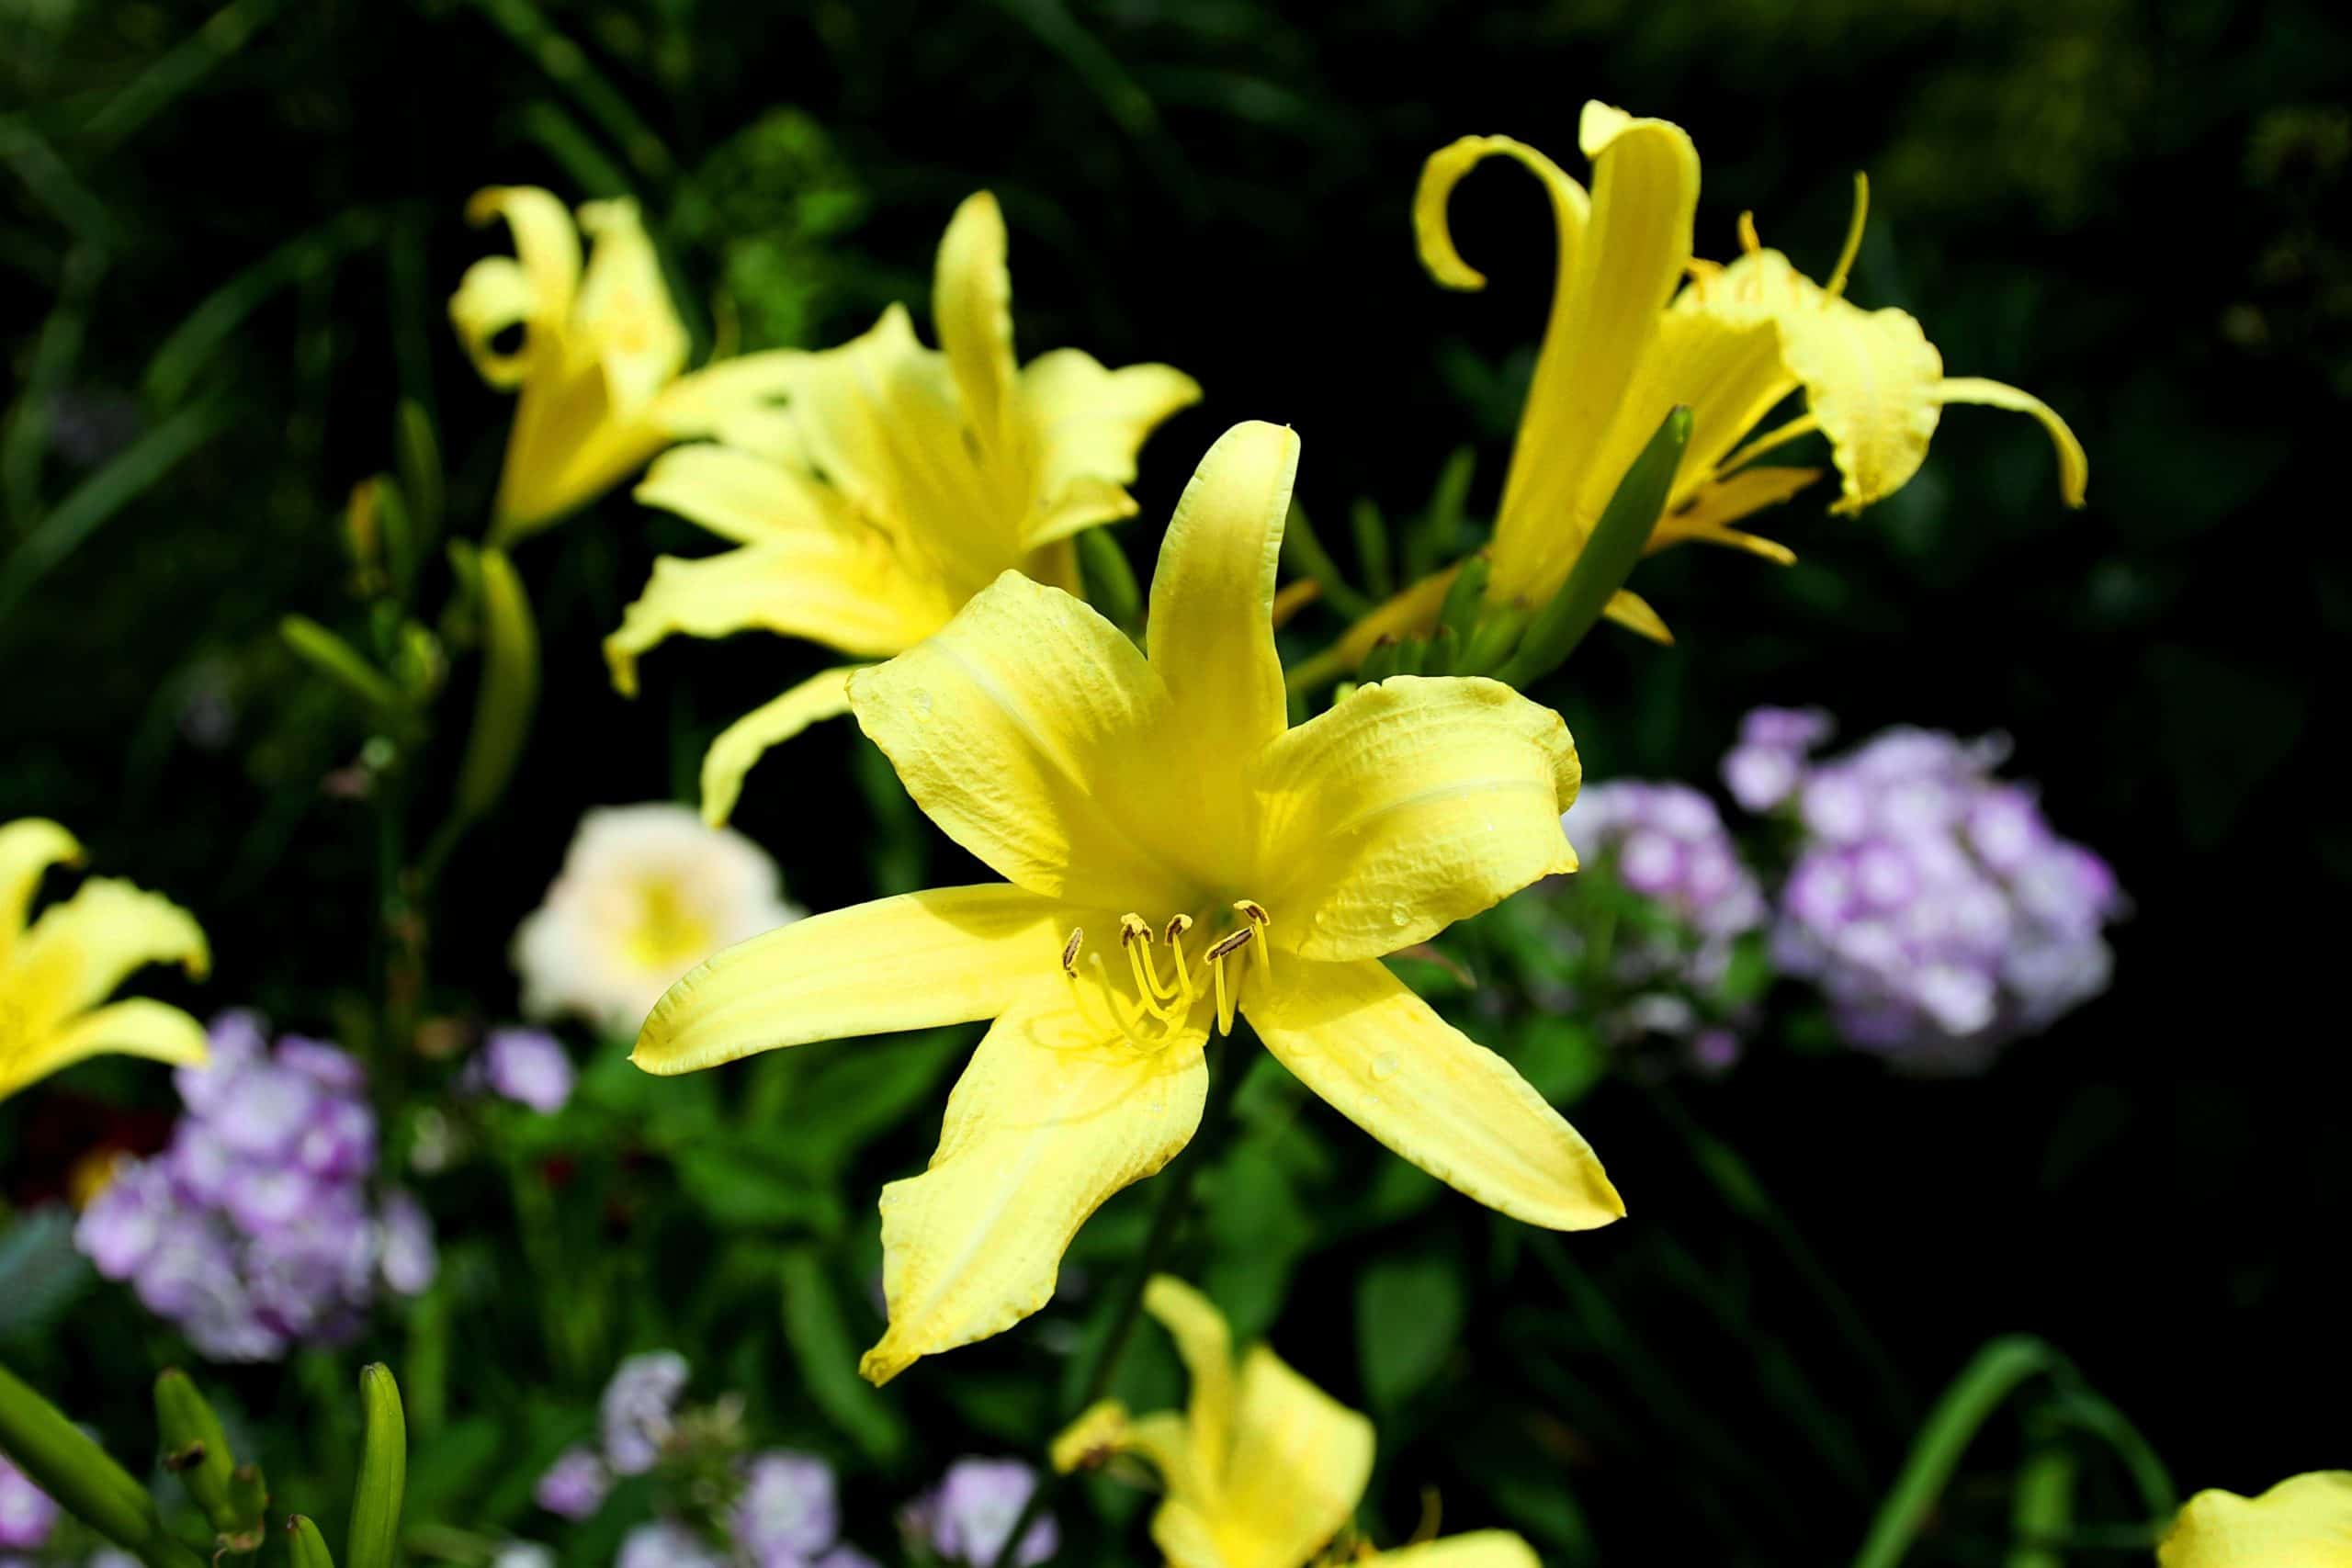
(450, 187), (796, 541)
(1052, 1277), (1539, 1568)
(633, 422), (1622, 1385)
(0, 818), (209, 1104)
(1341, 99), (2088, 660)
(604, 190), (1201, 826)
(2159, 1472), (2352, 1567)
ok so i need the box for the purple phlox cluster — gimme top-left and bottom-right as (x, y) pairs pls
(1720, 706), (1835, 814)
(900, 1458), (1058, 1566)
(1, 1453), (60, 1555)
(732, 1450), (879, 1568)
(1738, 714), (2126, 1068)
(603, 1350), (692, 1475)
(72, 1011), (435, 1361)
(465, 1027), (577, 1114)
(1559, 781), (1769, 1071)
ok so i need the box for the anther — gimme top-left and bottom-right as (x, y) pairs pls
(1060, 929), (1084, 977)
(1118, 913), (1153, 947)
(1204, 927), (1254, 964)
(1162, 913), (1193, 944)
(1234, 900), (1273, 984)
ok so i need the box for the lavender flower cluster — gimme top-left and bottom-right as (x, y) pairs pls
(532, 1354), (1057, 1566)
(1558, 780), (1770, 1070)
(72, 1012), (435, 1361)
(1726, 708), (2126, 1070)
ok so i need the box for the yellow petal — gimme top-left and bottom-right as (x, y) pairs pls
(1602, 586), (1674, 644)
(631, 885), (1067, 1075)
(0, 817), (81, 956)
(850, 570), (1185, 910)
(0, 998), (208, 1103)
(9, 878), (208, 1038)
(934, 191), (1020, 454)
(1634, 306), (1795, 505)
(860, 991), (1207, 1384)
(1413, 135), (1591, 295)
(1214, 1343), (1375, 1568)
(636, 441), (853, 546)
(1143, 1275), (1237, 1484)
(605, 536), (951, 695)
(1372, 1533), (1544, 1567)
(2160, 1472), (2352, 1568)
(1494, 107), (1700, 595)
(574, 198), (690, 412)
(699, 666), (861, 828)
(1936, 376), (2089, 506)
(1144, 421), (1300, 762)
(448, 256), (537, 389)
(1050, 1399), (1136, 1473)
(461, 186), (582, 346)
(1687, 249), (1944, 515)
(1019, 351), (1203, 547)
(645, 351), (808, 448)
(1259, 676), (1578, 963)
(1249, 957), (1624, 1230)
(1329, 567), (1462, 672)
(1649, 466), (1818, 562)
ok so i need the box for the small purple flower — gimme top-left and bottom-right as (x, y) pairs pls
(0, 1453), (61, 1551)
(1720, 705), (1832, 811)
(733, 1450), (839, 1565)
(480, 1028), (576, 1115)
(600, 1351), (689, 1476)
(814, 1549), (882, 1568)
(74, 1160), (175, 1276)
(533, 1446), (611, 1520)
(616, 1521), (727, 1568)
(910, 1457), (1057, 1566)
(378, 1189), (438, 1297)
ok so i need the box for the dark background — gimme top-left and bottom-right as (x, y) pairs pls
(5, 0), (2346, 1560)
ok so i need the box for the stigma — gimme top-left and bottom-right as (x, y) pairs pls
(1061, 900), (1273, 1048)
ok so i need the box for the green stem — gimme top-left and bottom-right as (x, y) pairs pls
(987, 1027), (1250, 1568)
(0, 1361), (206, 1568)
(1851, 1336), (2066, 1568)
(2007, 1426), (2077, 1568)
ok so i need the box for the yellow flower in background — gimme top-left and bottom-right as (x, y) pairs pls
(0, 818), (209, 1103)
(633, 422), (1621, 1386)
(449, 187), (793, 541)
(604, 190), (1201, 827)
(2159, 1472), (2352, 1567)
(1052, 1277), (1538, 1568)
(1346, 100), (2088, 657)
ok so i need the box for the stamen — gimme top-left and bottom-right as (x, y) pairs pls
(1118, 913), (1153, 947)
(1825, 171), (1870, 299)
(1205, 926), (1254, 1037)
(1060, 928), (1084, 977)
(1204, 927), (1254, 964)
(1234, 900), (1274, 985)
(1161, 913), (1193, 944)
(1085, 953), (1162, 1051)
(1736, 210), (1762, 255)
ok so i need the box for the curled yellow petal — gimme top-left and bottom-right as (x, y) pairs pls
(2160, 1472), (2352, 1568)
(574, 198), (689, 412)
(1142, 1275), (1236, 1481)
(699, 666), (861, 828)
(462, 186), (582, 346)
(1249, 957), (1624, 1230)
(1936, 376), (2089, 506)
(861, 993), (1206, 1384)
(934, 191), (1020, 454)
(448, 257), (537, 389)
(0, 818), (81, 955)
(631, 885), (1068, 1075)
(1259, 676), (1578, 963)
(1413, 135), (1590, 294)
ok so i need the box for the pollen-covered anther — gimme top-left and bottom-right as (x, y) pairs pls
(1233, 898), (1273, 985)
(1060, 928), (1085, 977)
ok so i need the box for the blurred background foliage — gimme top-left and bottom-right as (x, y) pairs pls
(4, 0), (2347, 1562)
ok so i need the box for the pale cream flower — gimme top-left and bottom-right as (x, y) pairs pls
(512, 804), (798, 1039)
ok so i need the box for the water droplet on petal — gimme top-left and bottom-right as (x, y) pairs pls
(910, 688), (934, 716)
(1387, 901), (1411, 927)
(1371, 1053), (1398, 1082)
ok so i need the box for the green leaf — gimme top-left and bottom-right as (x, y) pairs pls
(448, 546), (540, 828)
(673, 1141), (844, 1233)
(780, 1246), (908, 1463)
(1201, 1140), (1314, 1341)
(1355, 1250), (1465, 1410)
(0, 1207), (94, 1345)
(785, 1028), (968, 1176)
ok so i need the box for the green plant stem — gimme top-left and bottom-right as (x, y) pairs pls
(986, 1026), (1250, 1568)
(1851, 1336), (2065, 1568)
(0, 1361), (206, 1568)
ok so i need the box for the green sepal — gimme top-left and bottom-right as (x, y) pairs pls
(447, 546), (540, 829)
(1075, 526), (1143, 638)
(287, 1515), (337, 1568)
(1495, 406), (1690, 688)
(153, 1370), (238, 1534)
(345, 1364), (405, 1568)
(1421, 624), (1460, 675)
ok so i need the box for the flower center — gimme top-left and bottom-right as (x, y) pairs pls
(1059, 900), (1273, 1048)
